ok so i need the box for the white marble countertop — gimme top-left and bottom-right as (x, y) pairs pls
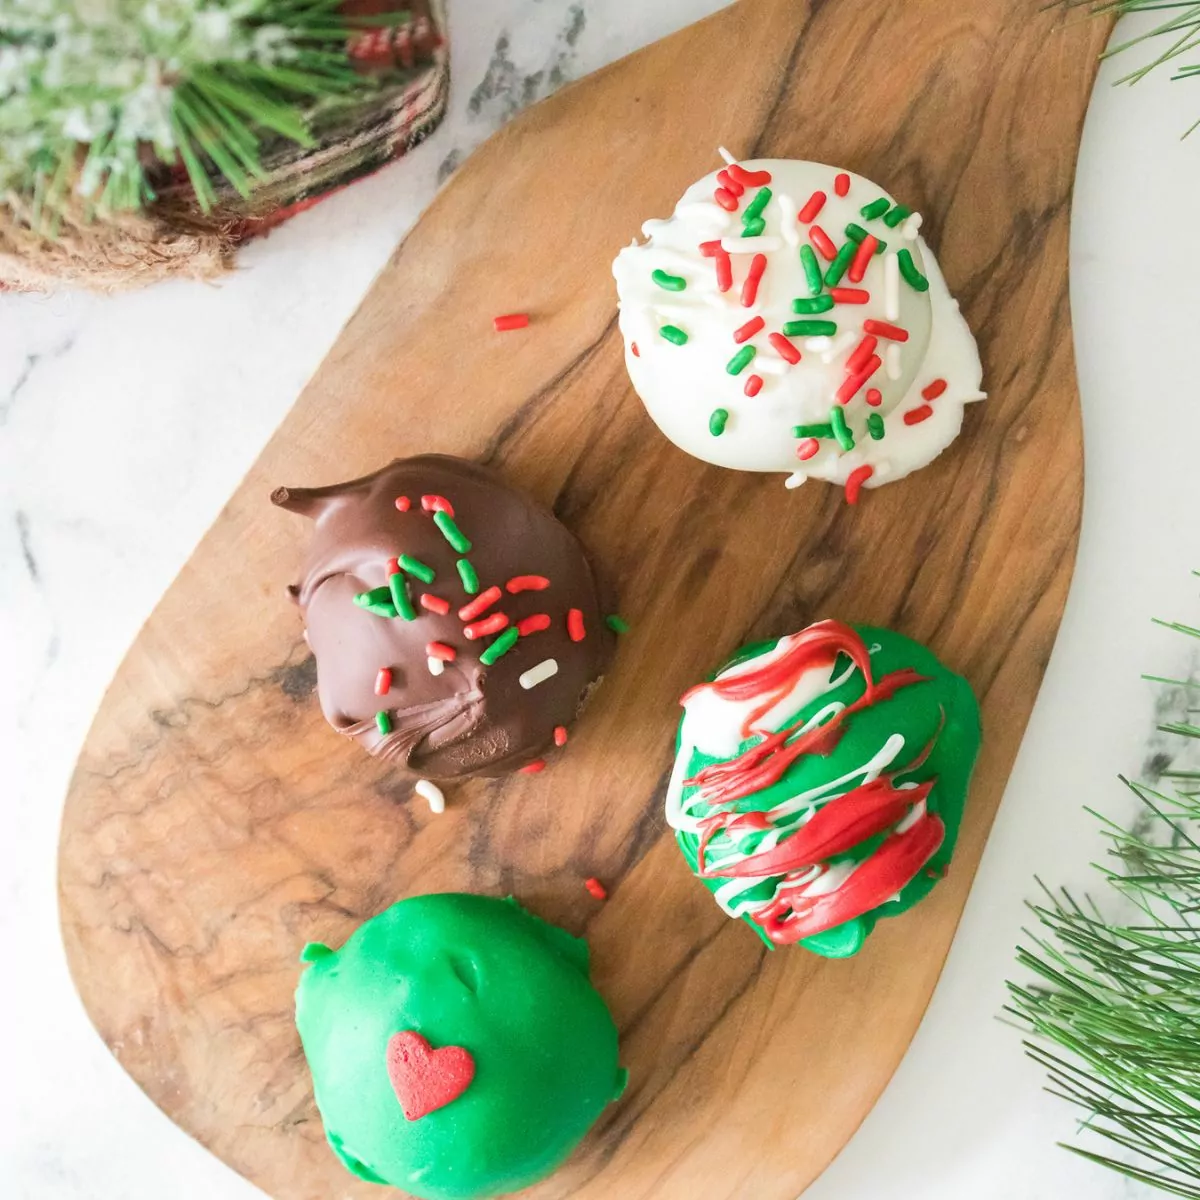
(2, 2), (1196, 1197)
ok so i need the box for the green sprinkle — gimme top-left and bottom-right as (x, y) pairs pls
(389, 572), (417, 621)
(898, 248), (929, 292)
(660, 324), (688, 345)
(479, 626), (520, 666)
(397, 553), (435, 584)
(709, 408), (729, 436)
(742, 186), (772, 223)
(792, 423), (834, 439)
(376, 711), (392, 735)
(741, 217), (766, 237)
(783, 319), (837, 338)
(354, 586), (395, 613)
(829, 404), (855, 451)
(860, 197), (891, 220)
(792, 294), (834, 314)
(799, 244), (823, 296)
(867, 412), (886, 440)
(845, 223), (886, 253)
(456, 558), (479, 595)
(824, 240), (857, 287)
(651, 269), (686, 291)
(433, 510), (471, 553)
(726, 345), (756, 376)
(883, 204), (912, 228)
(605, 614), (630, 634)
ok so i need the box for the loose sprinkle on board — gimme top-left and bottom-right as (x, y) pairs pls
(845, 464), (874, 504)
(783, 319), (836, 338)
(458, 586), (502, 622)
(517, 613), (552, 635)
(394, 496), (411, 512)
(480, 626), (520, 666)
(464, 613), (509, 640)
(726, 346), (756, 375)
(605, 614), (630, 634)
(456, 558), (480, 595)
(744, 374), (763, 397)
(904, 405), (934, 425)
(554, 726), (569, 746)
(375, 668), (392, 695)
(567, 609), (586, 642)
(829, 404), (855, 451)
(493, 313), (529, 332)
(897, 248), (929, 291)
(734, 316), (765, 343)
(769, 332), (802, 363)
(652, 269), (687, 291)
(420, 592), (450, 615)
(834, 173), (851, 197)
(799, 244), (823, 295)
(922, 378), (948, 400)
(660, 324), (688, 345)
(520, 759), (547, 774)
(506, 575), (550, 593)
(376, 711), (392, 735)
(518, 658), (559, 689)
(583, 877), (608, 900)
(797, 191), (826, 223)
(710, 408), (730, 435)
(414, 779), (445, 814)
(398, 554), (435, 584)
(433, 510), (471, 553)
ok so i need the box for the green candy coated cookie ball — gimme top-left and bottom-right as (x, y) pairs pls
(296, 893), (626, 1199)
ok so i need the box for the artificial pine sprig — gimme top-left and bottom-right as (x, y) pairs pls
(1008, 597), (1200, 1196)
(0, 0), (398, 224)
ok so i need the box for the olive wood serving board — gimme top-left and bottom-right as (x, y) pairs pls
(59, 1), (1107, 1196)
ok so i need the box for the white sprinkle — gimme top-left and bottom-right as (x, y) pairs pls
(784, 471), (808, 489)
(717, 145), (737, 165)
(415, 779), (445, 815)
(821, 330), (858, 363)
(902, 212), (923, 240)
(519, 658), (559, 690)
(427, 655), (445, 676)
(804, 336), (832, 352)
(884, 253), (901, 321)
(776, 193), (799, 246)
(720, 236), (781, 254)
(754, 355), (789, 376)
(886, 342), (902, 380)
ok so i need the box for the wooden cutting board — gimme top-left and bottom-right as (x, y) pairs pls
(58, 1), (1107, 1196)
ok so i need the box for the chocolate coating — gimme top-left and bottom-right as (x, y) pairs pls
(273, 456), (614, 779)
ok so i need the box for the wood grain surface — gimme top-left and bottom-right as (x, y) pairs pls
(58, 1), (1108, 1197)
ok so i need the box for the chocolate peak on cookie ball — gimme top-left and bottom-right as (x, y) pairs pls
(295, 893), (626, 1200)
(272, 456), (614, 779)
(667, 620), (981, 958)
(612, 156), (985, 503)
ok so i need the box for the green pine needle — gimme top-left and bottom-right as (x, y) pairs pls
(1009, 600), (1200, 1194)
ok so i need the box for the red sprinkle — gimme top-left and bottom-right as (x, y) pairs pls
(520, 760), (546, 775)
(394, 496), (411, 512)
(427, 641), (457, 662)
(744, 374), (764, 397)
(463, 613), (509, 640)
(829, 287), (869, 304)
(845, 464), (873, 505)
(809, 225), (837, 261)
(846, 335), (879, 374)
(517, 613), (552, 636)
(716, 169), (744, 197)
(386, 557), (401, 577)
(862, 319), (909, 342)
(834, 172), (851, 197)
(796, 438), (821, 461)
(506, 575), (550, 593)
(458, 586), (502, 622)
(699, 240), (722, 256)
(715, 250), (733, 293)
(553, 725), (568, 747)
(836, 355), (882, 404)
(797, 191), (826, 223)
(631, 342), (639, 357)
(768, 332), (802, 364)
(420, 592), (450, 615)
(728, 163), (772, 187)
(583, 877), (608, 900)
(847, 234), (878, 284)
(421, 494), (455, 516)
(493, 313), (529, 332)
(922, 378), (948, 401)
(714, 187), (738, 212)
(567, 608), (586, 642)
(865, 388), (883, 407)
(375, 668), (392, 695)
(741, 254), (768, 307)
(734, 316), (765, 343)
(904, 405), (934, 425)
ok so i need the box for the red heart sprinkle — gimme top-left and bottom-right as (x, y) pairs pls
(386, 1031), (475, 1121)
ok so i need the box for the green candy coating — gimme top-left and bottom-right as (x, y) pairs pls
(296, 894), (625, 1199)
(671, 625), (980, 959)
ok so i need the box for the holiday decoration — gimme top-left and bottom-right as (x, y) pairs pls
(0, 0), (447, 290)
(1010, 600), (1200, 1195)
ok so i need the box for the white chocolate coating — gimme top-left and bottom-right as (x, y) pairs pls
(612, 159), (984, 491)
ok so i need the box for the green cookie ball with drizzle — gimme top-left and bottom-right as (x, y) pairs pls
(296, 893), (627, 1199)
(666, 619), (980, 957)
